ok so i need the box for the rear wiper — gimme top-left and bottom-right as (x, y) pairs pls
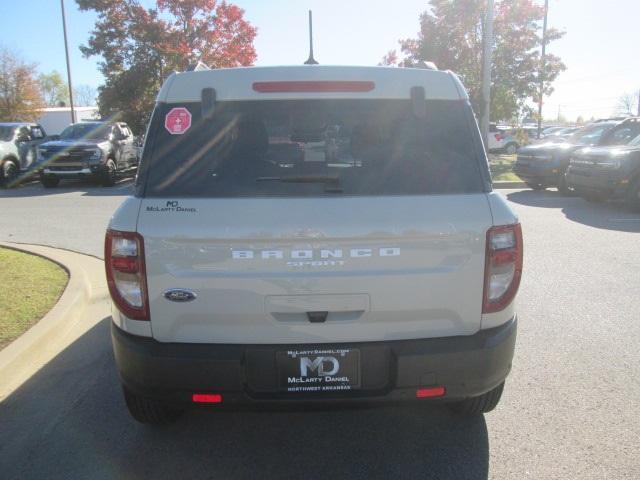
(256, 175), (340, 184)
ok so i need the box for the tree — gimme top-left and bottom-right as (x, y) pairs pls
(77, 0), (257, 133)
(382, 0), (566, 122)
(0, 48), (45, 121)
(616, 91), (639, 117)
(38, 71), (69, 106)
(379, 50), (399, 67)
(74, 84), (97, 106)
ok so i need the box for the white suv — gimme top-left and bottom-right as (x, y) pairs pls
(488, 124), (519, 154)
(106, 65), (522, 424)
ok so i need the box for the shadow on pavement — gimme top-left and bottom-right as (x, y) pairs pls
(0, 318), (489, 480)
(0, 178), (134, 198)
(507, 189), (640, 233)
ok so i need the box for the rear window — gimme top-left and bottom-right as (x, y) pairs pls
(599, 121), (640, 146)
(569, 123), (615, 145)
(60, 123), (111, 141)
(140, 99), (484, 197)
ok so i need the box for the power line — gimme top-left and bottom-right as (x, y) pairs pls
(554, 69), (640, 85)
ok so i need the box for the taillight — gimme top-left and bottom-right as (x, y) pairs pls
(483, 224), (523, 313)
(105, 230), (149, 320)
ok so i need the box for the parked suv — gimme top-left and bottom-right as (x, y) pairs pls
(566, 125), (640, 209)
(107, 66), (522, 424)
(514, 120), (624, 194)
(0, 122), (50, 185)
(488, 123), (519, 154)
(38, 121), (138, 187)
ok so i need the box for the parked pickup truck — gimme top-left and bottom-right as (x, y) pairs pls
(38, 121), (139, 187)
(106, 65), (522, 424)
(0, 122), (50, 186)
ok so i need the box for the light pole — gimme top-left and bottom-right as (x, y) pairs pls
(60, 0), (76, 123)
(480, 0), (494, 149)
(537, 0), (549, 138)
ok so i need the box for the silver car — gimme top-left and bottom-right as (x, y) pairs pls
(0, 122), (49, 186)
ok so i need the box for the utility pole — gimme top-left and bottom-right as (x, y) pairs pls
(637, 89), (640, 117)
(537, 0), (549, 139)
(60, 0), (76, 123)
(480, 0), (494, 149)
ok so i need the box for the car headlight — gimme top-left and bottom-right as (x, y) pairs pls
(598, 150), (632, 169)
(37, 148), (47, 160)
(599, 158), (622, 169)
(88, 148), (102, 161)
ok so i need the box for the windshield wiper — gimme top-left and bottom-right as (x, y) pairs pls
(256, 175), (340, 184)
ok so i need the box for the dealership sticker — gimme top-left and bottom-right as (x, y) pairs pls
(164, 107), (192, 135)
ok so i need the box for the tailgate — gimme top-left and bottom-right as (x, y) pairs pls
(137, 195), (492, 344)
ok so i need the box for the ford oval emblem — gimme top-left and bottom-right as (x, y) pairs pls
(164, 289), (197, 302)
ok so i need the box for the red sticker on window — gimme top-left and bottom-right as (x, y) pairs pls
(164, 107), (192, 135)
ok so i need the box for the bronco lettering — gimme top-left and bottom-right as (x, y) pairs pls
(231, 248), (400, 260)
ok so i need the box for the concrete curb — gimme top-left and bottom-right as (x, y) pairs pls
(493, 181), (527, 189)
(0, 243), (109, 399)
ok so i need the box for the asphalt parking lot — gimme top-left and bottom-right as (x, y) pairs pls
(1, 181), (639, 479)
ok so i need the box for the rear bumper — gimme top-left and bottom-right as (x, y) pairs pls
(111, 317), (517, 407)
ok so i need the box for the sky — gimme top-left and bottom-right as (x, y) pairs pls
(1, 0), (639, 122)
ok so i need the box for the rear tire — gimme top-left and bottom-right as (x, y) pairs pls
(122, 386), (183, 425)
(100, 159), (117, 187)
(526, 182), (545, 191)
(1, 159), (19, 186)
(558, 173), (572, 196)
(448, 382), (505, 416)
(504, 143), (518, 155)
(40, 175), (60, 188)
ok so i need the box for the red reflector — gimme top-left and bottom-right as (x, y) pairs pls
(416, 386), (446, 398)
(492, 250), (517, 265)
(192, 393), (223, 404)
(252, 81), (375, 93)
(111, 256), (139, 273)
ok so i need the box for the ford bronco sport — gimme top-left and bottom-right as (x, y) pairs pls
(566, 122), (640, 209)
(106, 66), (522, 424)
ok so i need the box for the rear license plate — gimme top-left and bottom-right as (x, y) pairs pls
(277, 348), (361, 393)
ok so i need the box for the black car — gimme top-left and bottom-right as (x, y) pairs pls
(513, 120), (630, 194)
(566, 132), (640, 209)
(37, 121), (139, 188)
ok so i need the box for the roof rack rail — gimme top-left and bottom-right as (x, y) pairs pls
(415, 61), (438, 71)
(186, 61), (210, 72)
